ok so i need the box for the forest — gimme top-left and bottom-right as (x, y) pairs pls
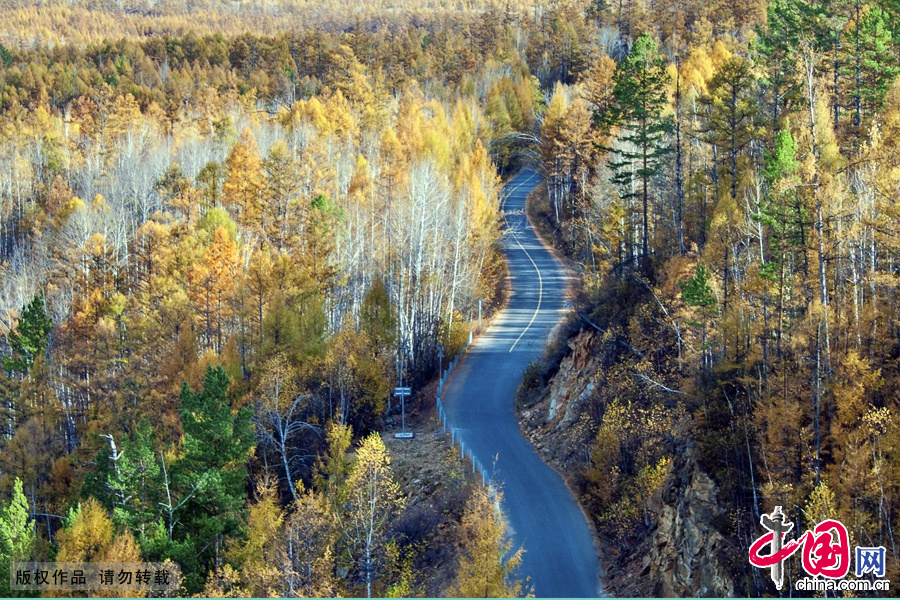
(0, 1), (544, 596)
(527, 0), (900, 594)
(1, 0), (899, 596)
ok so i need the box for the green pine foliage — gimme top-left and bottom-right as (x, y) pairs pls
(602, 34), (673, 266)
(0, 478), (37, 598)
(679, 264), (717, 310)
(2, 296), (52, 375)
(175, 365), (254, 592)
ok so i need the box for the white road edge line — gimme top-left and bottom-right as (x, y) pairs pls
(509, 229), (542, 352)
(503, 171), (543, 353)
(499, 170), (537, 211)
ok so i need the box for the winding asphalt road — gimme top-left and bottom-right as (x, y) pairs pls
(442, 169), (602, 597)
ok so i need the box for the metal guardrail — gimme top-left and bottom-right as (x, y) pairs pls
(435, 336), (493, 489)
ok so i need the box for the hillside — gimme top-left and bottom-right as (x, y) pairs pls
(521, 5), (900, 589)
(3, 0), (900, 596)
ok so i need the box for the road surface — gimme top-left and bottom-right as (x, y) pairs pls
(442, 169), (602, 597)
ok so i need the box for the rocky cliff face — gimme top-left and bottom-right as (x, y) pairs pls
(638, 447), (735, 597)
(520, 328), (606, 476)
(519, 327), (736, 598)
(545, 329), (597, 427)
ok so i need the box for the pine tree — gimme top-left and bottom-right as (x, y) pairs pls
(88, 421), (161, 535)
(699, 56), (759, 201)
(856, 6), (899, 119)
(679, 263), (717, 310)
(3, 296), (52, 375)
(755, 126), (802, 359)
(603, 34), (673, 270)
(175, 365), (254, 593)
(0, 478), (36, 598)
(303, 194), (342, 296)
(756, 0), (810, 127)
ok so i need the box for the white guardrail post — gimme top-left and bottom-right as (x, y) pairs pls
(436, 333), (493, 491)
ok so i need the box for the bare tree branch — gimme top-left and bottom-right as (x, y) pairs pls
(633, 372), (684, 394)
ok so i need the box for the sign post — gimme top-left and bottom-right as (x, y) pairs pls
(393, 386), (413, 439)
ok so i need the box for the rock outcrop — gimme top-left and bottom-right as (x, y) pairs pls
(545, 329), (598, 426)
(519, 325), (737, 598)
(640, 446), (735, 597)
